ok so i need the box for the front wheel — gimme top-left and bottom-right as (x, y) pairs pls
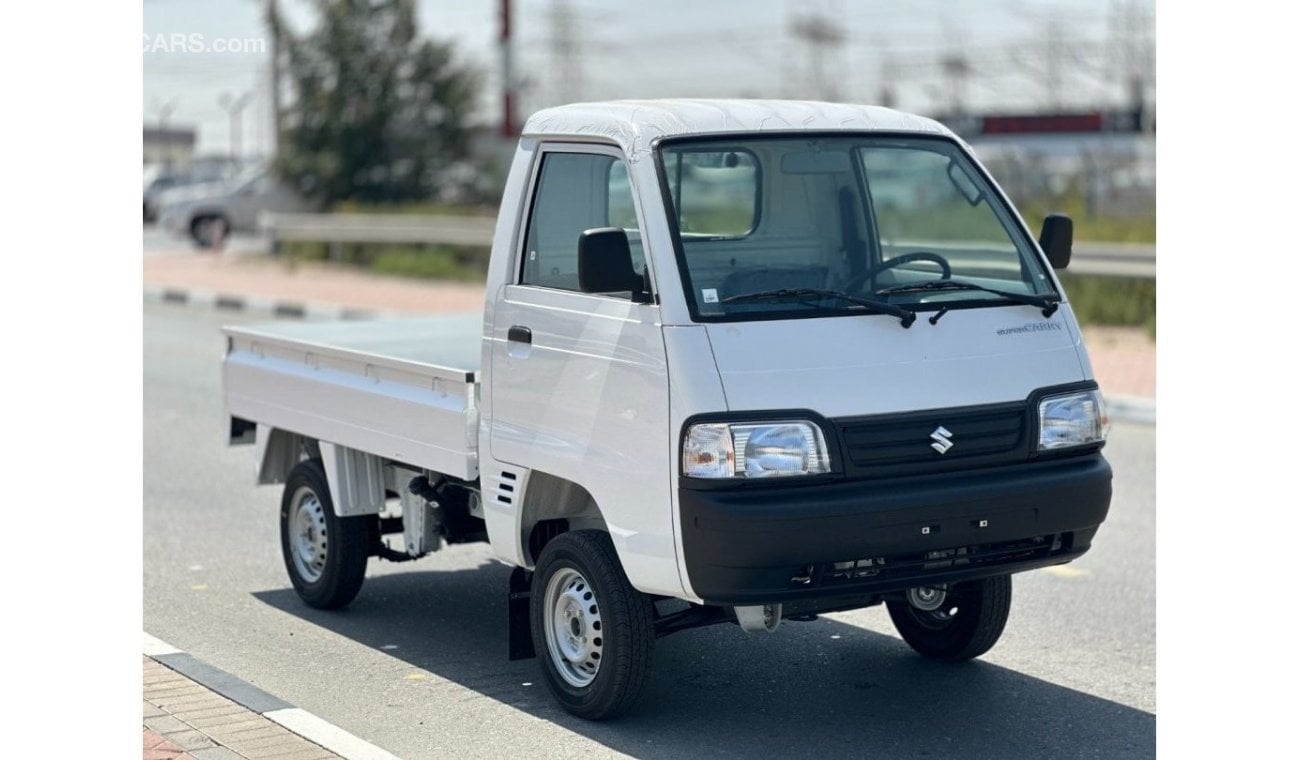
(530, 531), (655, 720)
(279, 459), (369, 609)
(886, 575), (1012, 661)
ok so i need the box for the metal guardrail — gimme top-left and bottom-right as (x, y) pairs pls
(261, 212), (1154, 278)
(1068, 242), (1156, 278)
(260, 212), (496, 259)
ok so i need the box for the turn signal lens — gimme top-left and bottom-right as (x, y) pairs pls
(684, 421), (829, 478)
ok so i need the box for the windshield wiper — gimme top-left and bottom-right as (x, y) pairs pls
(875, 279), (1061, 317)
(722, 288), (917, 328)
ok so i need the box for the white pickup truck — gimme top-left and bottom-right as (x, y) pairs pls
(222, 100), (1112, 720)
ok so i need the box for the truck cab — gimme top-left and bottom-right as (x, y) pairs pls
(223, 100), (1111, 720)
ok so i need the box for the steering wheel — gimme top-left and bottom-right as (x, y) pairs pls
(844, 252), (953, 294)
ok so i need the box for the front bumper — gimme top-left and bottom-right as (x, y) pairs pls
(679, 453), (1111, 605)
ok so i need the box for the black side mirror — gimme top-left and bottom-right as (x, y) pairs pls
(578, 227), (649, 301)
(1039, 213), (1073, 270)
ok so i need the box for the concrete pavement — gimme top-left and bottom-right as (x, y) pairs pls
(144, 634), (396, 760)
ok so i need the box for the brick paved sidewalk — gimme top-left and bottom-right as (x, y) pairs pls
(144, 250), (1154, 402)
(143, 656), (340, 760)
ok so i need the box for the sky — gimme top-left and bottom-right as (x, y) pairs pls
(142, 0), (1155, 158)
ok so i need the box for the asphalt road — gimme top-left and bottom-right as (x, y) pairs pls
(144, 302), (1156, 759)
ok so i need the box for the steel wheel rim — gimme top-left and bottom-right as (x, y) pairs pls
(906, 585), (965, 630)
(543, 567), (604, 688)
(289, 486), (328, 583)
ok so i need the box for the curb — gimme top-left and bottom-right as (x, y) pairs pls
(144, 633), (399, 760)
(144, 287), (1155, 424)
(144, 285), (402, 322)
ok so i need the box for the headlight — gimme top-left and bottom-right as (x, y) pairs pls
(1037, 390), (1109, 451)
(683, 420), (830, 478)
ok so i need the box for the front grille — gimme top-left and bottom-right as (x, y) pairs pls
(834, 401), (1029, 478)
(811, 534), (1060, 588)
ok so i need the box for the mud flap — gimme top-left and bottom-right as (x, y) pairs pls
(508, 566), (535, 660)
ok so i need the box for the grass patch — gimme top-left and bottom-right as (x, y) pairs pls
(1018, 195), (1155, 245)
(276, 240), (488, 281)
(329, 200), (496, 218)
(1058, 273), (1156, 338)
(370, 247), (483, 281)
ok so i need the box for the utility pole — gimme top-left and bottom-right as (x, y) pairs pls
(548, 0), (583, 105)
(156, 99), (177, 131)
(789, 10), (846, 101)
(219, 92), (254, 161)
(1109, 0), (1153, 128)
(152, 98), (178, 167)
(267, 0), (283, 156)
(1043, 15), (1065, 109)
(500, 0), (516, 136)
(940, 54), (972, 115)
(878, 53), (898, 108)
(1009, 8), (1073, 111)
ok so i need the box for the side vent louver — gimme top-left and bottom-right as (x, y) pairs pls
(496, 470), (517, 505)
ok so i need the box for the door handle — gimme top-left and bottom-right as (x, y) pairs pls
(507, 325), (532, 344)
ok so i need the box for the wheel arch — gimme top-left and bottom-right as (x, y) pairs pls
(254, 425), (319, 486)
(188, 206), (229, 225)
(254, 427), (384, 518)
(520, 470), (609, 566)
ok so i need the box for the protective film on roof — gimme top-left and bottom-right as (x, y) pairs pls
(522, 99), (955, 162)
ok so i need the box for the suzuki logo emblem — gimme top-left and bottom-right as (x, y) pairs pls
(930, 426), (954, 454)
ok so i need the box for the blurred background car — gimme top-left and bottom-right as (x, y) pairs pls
(142, 164), (182, 222)
(143, 156), (244, 223)
(156, 165), (307, 248)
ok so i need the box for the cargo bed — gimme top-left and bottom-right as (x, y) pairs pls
(222, 315), (483, 480)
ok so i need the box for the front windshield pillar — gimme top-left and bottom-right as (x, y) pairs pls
(628, 154), (695, 325)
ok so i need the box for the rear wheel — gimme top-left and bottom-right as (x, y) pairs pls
(190, 214), (229, 249)
(279, 459), (369, 609)
(886, 575), (1012, 661)
(530, 531), (655, 720)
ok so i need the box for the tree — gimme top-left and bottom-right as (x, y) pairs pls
(270, 0), (482, 206)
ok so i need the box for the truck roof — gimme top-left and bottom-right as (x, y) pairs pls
(522, 99), (956, 162)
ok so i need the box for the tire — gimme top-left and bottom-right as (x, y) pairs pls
(279, 459), (369, 609)
(886, 575), (1012, 662)
(530, 531), (655, 720)
(190, 214), (229, 249)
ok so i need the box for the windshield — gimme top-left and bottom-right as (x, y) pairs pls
(657, 135), (1057, 321)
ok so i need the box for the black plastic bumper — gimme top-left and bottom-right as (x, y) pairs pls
(680, 454), (1112, 605)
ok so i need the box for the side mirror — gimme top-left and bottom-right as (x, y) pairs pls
(578, 227), (649, 301)
(1039, 213), (1073, 269)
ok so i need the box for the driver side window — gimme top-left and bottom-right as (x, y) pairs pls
(521, 150), (644, 293)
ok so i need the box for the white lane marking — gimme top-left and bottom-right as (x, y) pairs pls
(143, 632), (181, 656)
(265, 707), (401, 760)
